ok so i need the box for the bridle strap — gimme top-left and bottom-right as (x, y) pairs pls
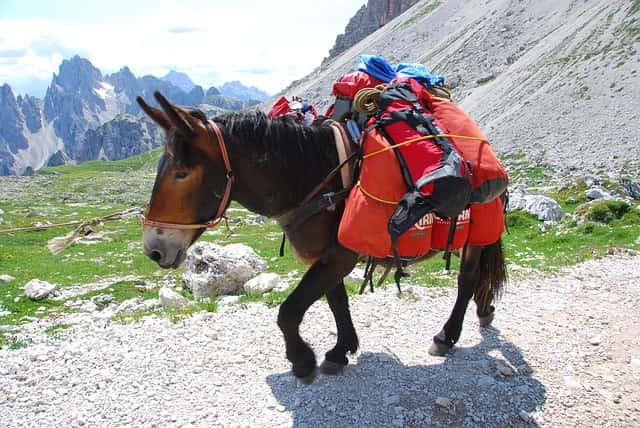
(209, 119), (234, 224)
(138, 119), (234, 230)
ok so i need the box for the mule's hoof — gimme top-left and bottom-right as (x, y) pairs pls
(298, 368), (318, 385)
(320, 360), (346, 375)
(428, 340), (451, 357)
(478, 311), (495, 327)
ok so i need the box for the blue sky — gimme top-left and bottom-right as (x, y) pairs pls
(0, 0), (366, 97)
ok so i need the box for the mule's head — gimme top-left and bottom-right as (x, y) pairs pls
(137, 92), (231, 268)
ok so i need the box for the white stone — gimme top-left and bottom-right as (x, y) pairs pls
(243, 273), (280, 295)
(586, 186), (611, 200)
(435, 397), (451, 408)
(0, 274), (15, 284)
(159, 287), (189, 309)
(589, 335), (601, 346)
(509, 194), (564, 222)
(182, 242), (267, 299)
(497, 363), (515, 376)
(79, 301), (99, 313)
(116, 298), (142, 314)
(24, 279), (57, 301)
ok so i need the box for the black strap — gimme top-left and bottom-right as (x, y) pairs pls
(283, 189), (351, 232)
(443, 215), (459, 271)
(279, 233), (286, 257)
(359, 256), (376, 294)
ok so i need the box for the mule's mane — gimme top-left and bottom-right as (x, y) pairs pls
(213, 110), (340, 202)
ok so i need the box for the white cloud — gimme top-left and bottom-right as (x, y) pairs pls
(0, 1), (366, 97)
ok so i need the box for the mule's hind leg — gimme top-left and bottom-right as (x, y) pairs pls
(320, 281), (359, 375)
(474, 239), (507, 327)
(429, 245), (482, 356)
(277, 246), (358, 381)
(474, 294), (495, 327)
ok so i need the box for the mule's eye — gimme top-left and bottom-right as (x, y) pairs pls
(174, 171), (188, 180)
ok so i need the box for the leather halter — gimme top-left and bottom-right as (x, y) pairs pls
(138, 119), (234, 230)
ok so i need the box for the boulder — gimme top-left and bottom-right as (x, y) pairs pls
(620, 178), (640, 200)
(182, 242), (266, 299)
(159, 287), (189, 309)
(508, 193), (563, 222)
(24, 279), (57, 301)
(244, 273), (280, 295)
(586, 186), (612, 200)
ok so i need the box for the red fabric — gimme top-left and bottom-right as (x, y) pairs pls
(428, 94), (508, 203)
(338, 129), (434, 258)
(267, 97), (318, 124)
(468, 197), (505, 246)
(324, 71), (385, 116)
(267, 96), (291, 119)
(431, 208), (470, 250)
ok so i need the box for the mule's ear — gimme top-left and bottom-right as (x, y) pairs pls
(136, 96), (171, 130)
(154, 91), (195, 137)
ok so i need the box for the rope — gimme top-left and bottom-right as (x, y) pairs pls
(363, 133), (490, 160)
(353, 84), (387, 115)
(0, 207), (143, 235)
(427, 85), (452, 100)
(357, 181), (399, 205)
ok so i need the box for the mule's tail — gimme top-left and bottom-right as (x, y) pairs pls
(474, 238), (507, 312)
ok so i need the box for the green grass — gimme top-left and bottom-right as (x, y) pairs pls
(398, 1), (442, 29)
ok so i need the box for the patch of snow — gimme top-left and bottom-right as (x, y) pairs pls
(13, 121), (64, 173)
(94, 81), (123, 124)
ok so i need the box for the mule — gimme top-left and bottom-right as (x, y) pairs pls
(136, 91), (506, 382)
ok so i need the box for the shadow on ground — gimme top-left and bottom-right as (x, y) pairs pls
(267, 326), (545, 427)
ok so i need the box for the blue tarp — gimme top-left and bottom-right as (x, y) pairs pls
(356, 55), (446, 87)
(395, 62), (445, 87)
(357, 55), (396, 83)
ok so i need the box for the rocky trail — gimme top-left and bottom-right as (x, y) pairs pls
(1, 252), (640, 427)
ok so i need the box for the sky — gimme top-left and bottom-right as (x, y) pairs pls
(0, 0), (366, 97)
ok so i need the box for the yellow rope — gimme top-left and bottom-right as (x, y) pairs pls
(363, 133), (490, 160)
(356, 181), (399, 205)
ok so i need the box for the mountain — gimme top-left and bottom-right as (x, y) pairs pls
(280, 0), (640, 175)
(326, 0), (419, 61)
(219, 81), (269, 103)
(0, 57), (270, 175)
(161, 70), (196, 93)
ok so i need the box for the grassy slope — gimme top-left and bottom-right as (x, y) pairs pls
(1, 150), (639, 335)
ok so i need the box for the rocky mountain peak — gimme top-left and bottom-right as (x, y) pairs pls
(326, 0), (419, 61)
(54, 55), (103, 91)
(0, 84), (28, 155)
(161, 70), (196, 93)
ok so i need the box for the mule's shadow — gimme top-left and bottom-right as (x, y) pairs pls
(267, 326), (544, 427)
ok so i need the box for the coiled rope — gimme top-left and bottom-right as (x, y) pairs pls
(353, 84), (387, 115)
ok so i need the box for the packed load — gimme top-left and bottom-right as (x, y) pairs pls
(334, 56), (508, 271)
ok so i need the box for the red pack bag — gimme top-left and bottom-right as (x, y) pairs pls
(428, 95), (508, 203)
(338, 129), (434, 258)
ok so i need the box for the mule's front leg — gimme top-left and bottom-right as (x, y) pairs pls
(277, 246), (358, 381)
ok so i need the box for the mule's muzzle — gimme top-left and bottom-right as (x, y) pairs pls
(143, 228), (190, 268)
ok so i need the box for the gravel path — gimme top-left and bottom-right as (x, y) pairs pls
(1, 252), (640, 427)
